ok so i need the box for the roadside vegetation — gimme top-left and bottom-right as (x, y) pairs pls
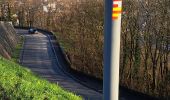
(120, 0), (169, 98)
(54, 1), (169, 98)
(54, 0), (104, 79)
(0, 56), (82, 100)
(0, 0), (169, 99)
(11, 36), (24, 63)
(0, 23), (81, 100)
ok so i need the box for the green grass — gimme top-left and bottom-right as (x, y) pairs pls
(1, 34), (82, 99)
(0, 57), (82, 100)
(11, 36), (24, 63)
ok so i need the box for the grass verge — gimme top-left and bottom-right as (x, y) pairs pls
(11, 36), (24, 63)
(0, 56), (82, 100)
(0, 34), (82, 100)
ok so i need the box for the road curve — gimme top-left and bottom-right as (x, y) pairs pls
(17, 29), (160, 100)
(17, 29), (102, 100)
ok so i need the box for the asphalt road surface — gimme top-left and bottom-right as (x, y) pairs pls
(17, 29), (159, 100)
(17, 29), (102, 100)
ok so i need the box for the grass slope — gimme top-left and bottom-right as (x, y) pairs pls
(0, 57), (82, 100)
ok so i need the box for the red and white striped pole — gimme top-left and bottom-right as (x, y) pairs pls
(104, 0), (122, 100)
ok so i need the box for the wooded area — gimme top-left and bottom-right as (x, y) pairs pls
(0, 0), (169, 98)
(120, 0), (170, 98)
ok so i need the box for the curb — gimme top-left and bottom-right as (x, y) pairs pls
(46, 34), (102, 93)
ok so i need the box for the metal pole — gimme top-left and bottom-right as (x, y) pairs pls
(104, 0), (122, 100)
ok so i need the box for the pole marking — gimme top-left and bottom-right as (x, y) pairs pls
(112, 0), (122, 20)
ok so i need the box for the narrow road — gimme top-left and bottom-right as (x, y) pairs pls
(17, 29), (102, 100)
(17, 29), (160, 100)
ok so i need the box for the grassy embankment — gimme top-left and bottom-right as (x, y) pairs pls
(0, 36), (82, 100)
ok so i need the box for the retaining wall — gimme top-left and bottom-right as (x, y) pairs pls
(0, 21), (19, 59)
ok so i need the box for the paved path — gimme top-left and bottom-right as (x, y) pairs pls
(17, 29), (102, 100)
(17, 29), (160, 100)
